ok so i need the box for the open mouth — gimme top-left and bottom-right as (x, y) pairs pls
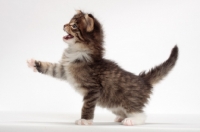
(63, 34), (74, 40)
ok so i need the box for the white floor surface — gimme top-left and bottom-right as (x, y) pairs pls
(0, 112), (200, 132)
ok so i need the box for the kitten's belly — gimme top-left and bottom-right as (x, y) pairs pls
(97, 96), (120, 109)
(96, 101), (119, 109)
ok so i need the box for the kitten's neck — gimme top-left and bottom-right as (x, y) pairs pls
(62, 46), (92, 64)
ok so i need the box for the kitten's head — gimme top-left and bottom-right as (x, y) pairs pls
(63, 10), (104, 61)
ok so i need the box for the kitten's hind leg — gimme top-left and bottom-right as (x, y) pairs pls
(111, 108), (127, 122)
(115, 116), (125, 122)
(122, 112), (146, 126)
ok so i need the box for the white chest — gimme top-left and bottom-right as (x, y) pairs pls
(61, 48), (90, 96)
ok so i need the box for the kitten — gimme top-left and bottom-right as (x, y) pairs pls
(27, 10), (178, 126)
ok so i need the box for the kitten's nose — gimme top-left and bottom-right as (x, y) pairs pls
(63, 24), (68, 31)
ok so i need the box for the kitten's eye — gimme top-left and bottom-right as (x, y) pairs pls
(71, 24), (77, 29)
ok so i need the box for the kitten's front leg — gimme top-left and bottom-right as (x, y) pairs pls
(27, 59), (66, 80)
(76, 90), (100, 125)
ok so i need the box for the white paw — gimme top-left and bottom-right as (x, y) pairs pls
(114, 116), (125, 122)
(27, 59), (37, 72)
(122, 118), (134, 126)
(75, 119), (93, 125)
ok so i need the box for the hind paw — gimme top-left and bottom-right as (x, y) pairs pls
(122, 118), (134, 126)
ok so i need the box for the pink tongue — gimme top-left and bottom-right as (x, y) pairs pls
(64, 34), (74, 40)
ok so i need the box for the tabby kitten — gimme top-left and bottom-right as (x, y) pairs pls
(27, 10), (178, 126)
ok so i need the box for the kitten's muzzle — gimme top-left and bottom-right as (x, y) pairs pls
(63, 24), (74, 40)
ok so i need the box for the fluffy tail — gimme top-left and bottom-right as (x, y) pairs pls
(139, 45), (178, 85)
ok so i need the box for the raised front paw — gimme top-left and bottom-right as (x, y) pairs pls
(27, 59), (37, 72)
(75, 119), (93, 125)
(27, 59), (41, 72)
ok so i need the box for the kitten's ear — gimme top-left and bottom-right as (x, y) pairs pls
(76, 10), (82, 14)
(84, 14), (94, 32)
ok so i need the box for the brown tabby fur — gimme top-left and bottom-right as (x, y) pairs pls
(30, 10), (178, 123)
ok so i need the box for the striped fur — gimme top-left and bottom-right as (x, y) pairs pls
(27, 10), (179, 125)
(35, 61), (67, 80)
(139, 46), (178, 85)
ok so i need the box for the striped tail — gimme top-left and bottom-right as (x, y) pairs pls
(139, 45), (178, 85)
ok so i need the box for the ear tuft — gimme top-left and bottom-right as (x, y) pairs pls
(76, 10), (82, 14)
(84, 14), (94, 32)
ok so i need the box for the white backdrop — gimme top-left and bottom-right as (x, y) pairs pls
(0, 0), (200, 115)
